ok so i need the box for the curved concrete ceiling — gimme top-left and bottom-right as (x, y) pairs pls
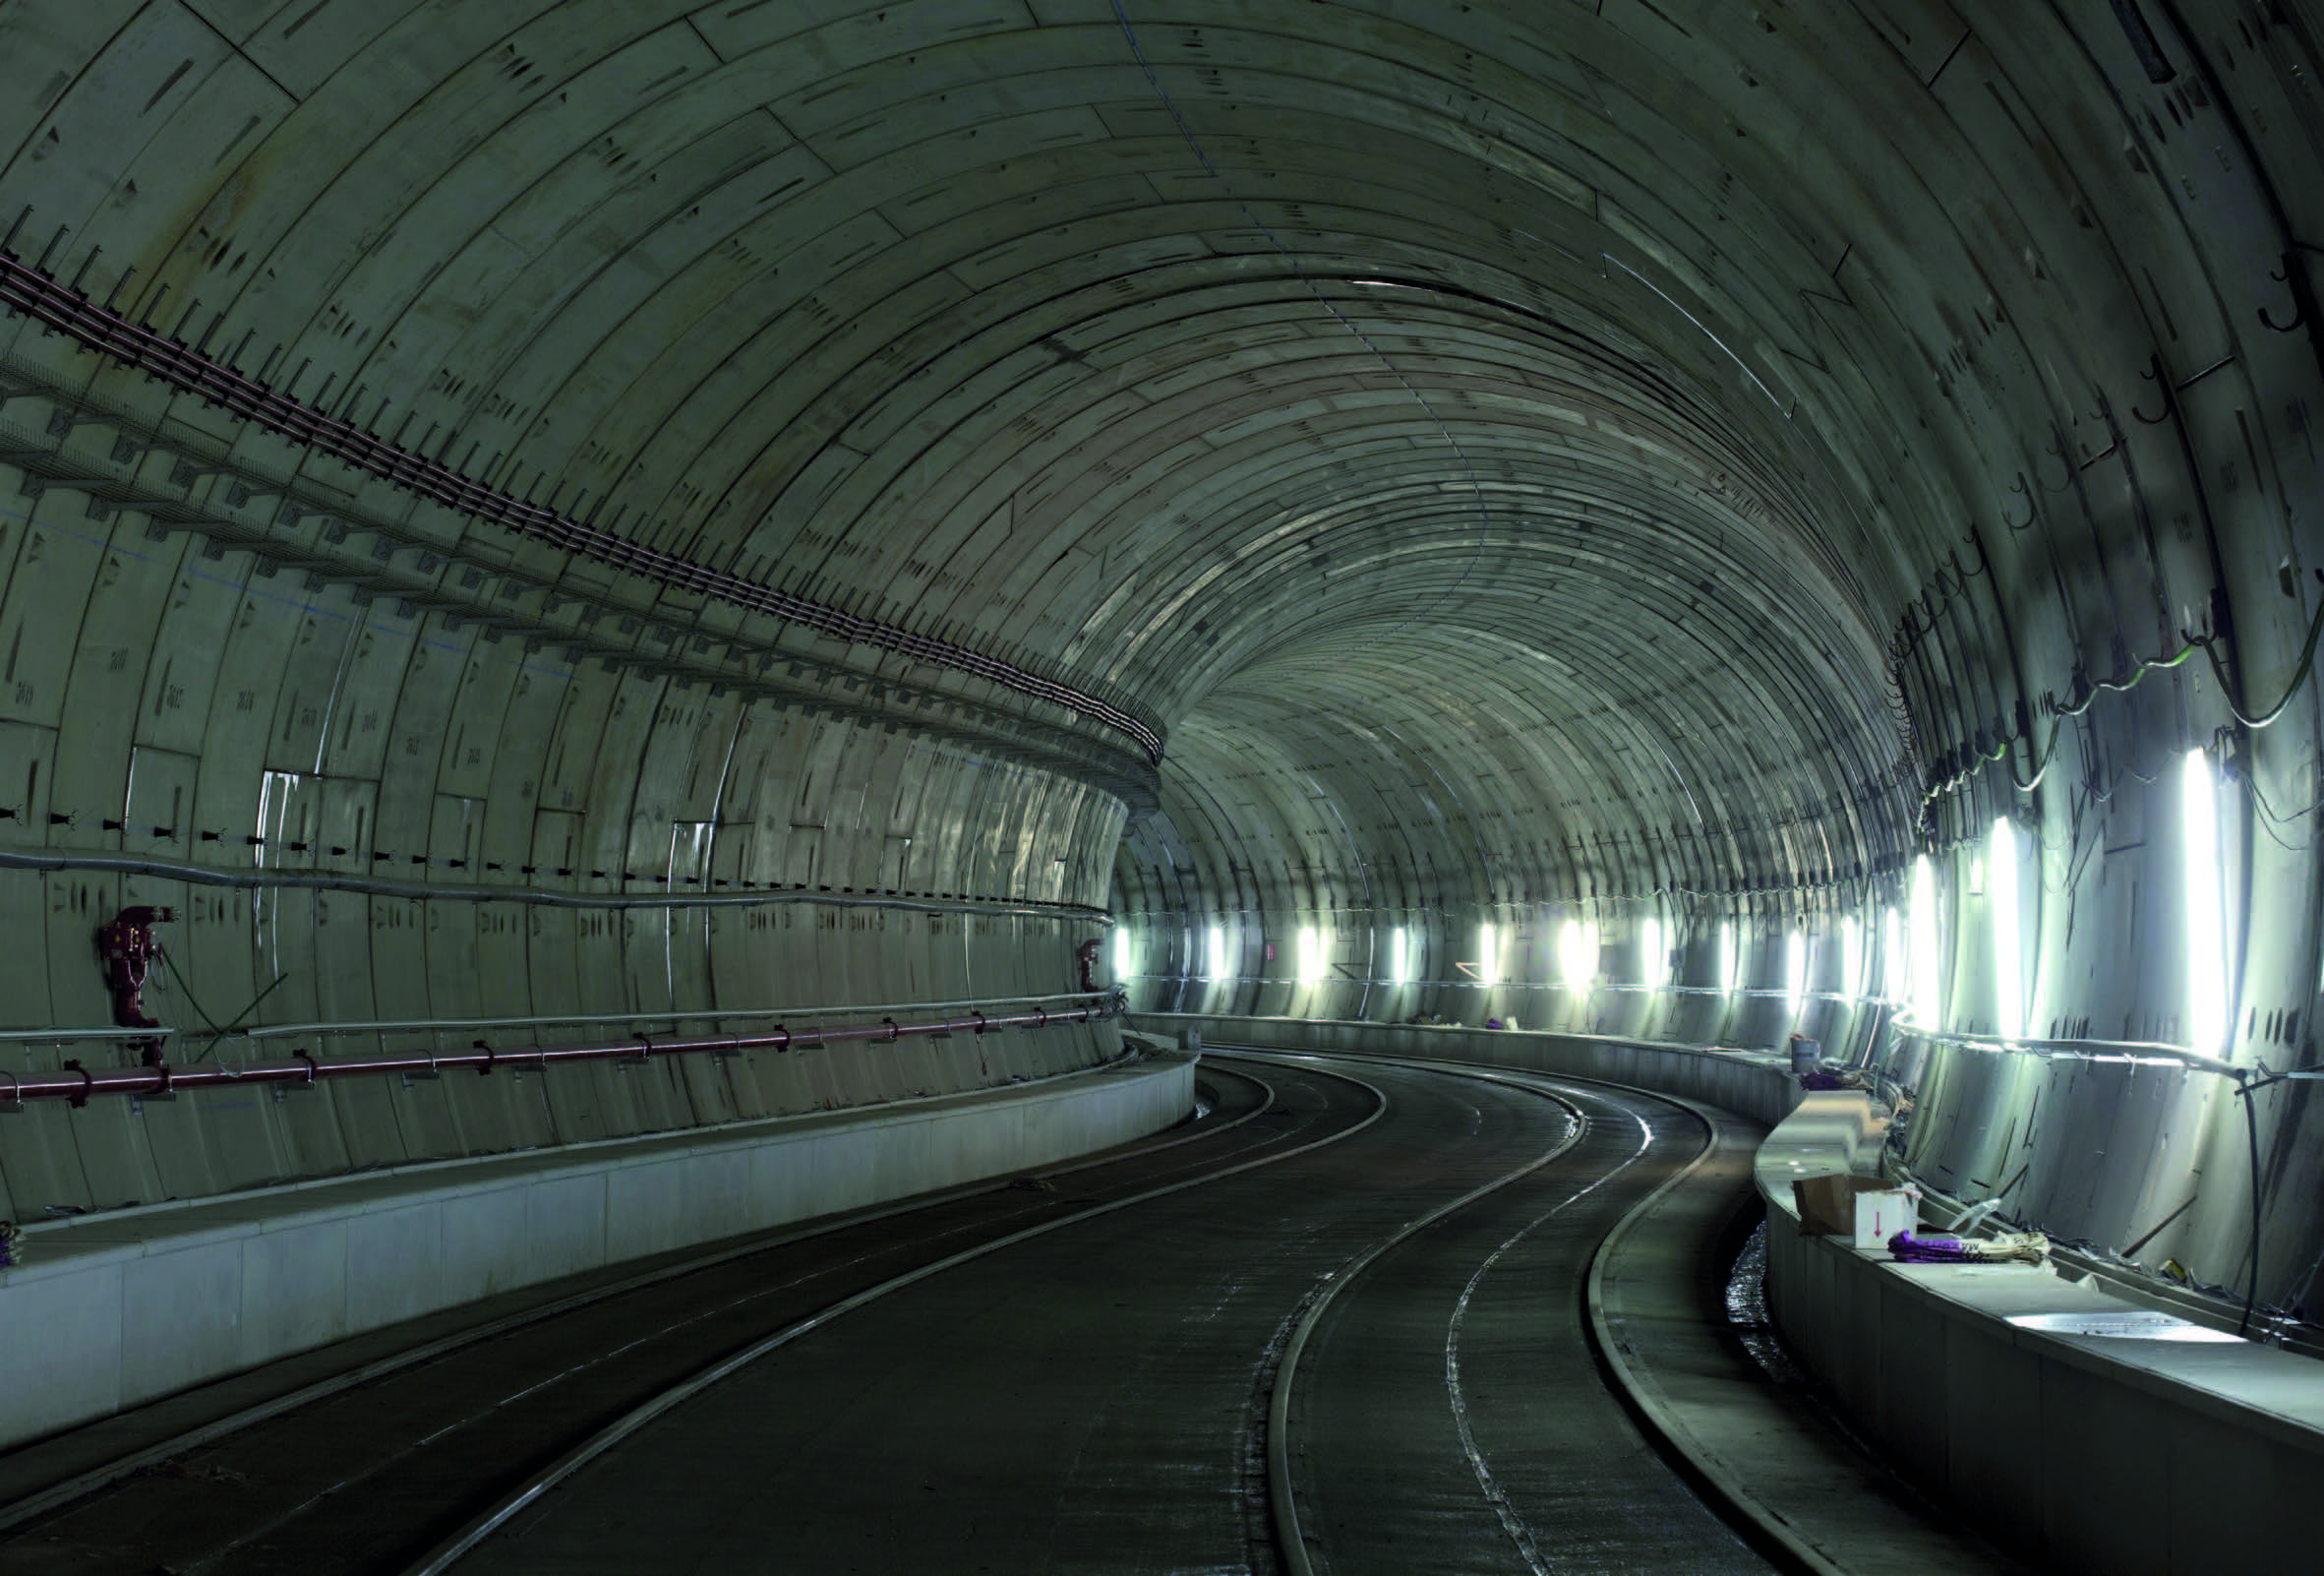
(10, 4), (2324, 863)
(16, 0), (2257, 891)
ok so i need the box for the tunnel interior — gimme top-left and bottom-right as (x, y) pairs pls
(1, 0), (2322, 1335)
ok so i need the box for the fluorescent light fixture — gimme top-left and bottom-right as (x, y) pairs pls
(1909, 855), (1941, 1026)
(2183, 749), (2230, 1057)
(1784, 929), (1809, 1017)
(1641, 916), (1668, 991)
(1391, 925), (1410, 986)
(1842, 915), (1864, 1000)
(1298, 926), (1325, 985)
(1990, 818), (2026, 1039)
(1882, 906), (1906, 1005)
(1112, 926), (1132, 983)
(1207, 924), (1228, 982)
(1478, 923), (1501, 987)
(1558, 919), (1596, 991)
(1719, 920), (1739, 1000)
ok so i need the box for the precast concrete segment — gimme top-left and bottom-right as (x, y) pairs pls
(440, 1055), (1753, 1576)
(0, 1063), (1370, 1576)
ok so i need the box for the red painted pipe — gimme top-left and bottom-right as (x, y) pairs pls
(0, 996), (1124, 1107)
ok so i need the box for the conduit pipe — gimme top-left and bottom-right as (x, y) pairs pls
(0, 246), (1164, 764)
(0, 847), (1113, 925)
(0, 993), (1126, 1109)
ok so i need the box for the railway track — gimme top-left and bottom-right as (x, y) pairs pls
(2, 1049), (1776, 1576)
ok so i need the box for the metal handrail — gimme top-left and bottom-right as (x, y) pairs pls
(0, 992), (1127, 1107)
(209, 993), (1116, 1044)
(1886, 1016), (2237, 1075)
(0, 1025), (179, 1044)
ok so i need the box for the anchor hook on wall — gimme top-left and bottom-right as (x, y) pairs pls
(2259, 254), (2307, 333)
(2131, 353), (2174, 424)
(2036, 428), (2076, 493)
(2003, 472), (2036, 531)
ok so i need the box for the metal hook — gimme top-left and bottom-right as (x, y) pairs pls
(2260, 253), (2306, 332)
(2003, 473), (2036, 531)
(2131, 353), (2174, 423)
(2035, 432), (2076, 493)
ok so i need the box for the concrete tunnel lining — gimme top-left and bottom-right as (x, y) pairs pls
(0, 0), (2320, 1566)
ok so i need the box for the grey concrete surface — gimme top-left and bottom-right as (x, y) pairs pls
(0, 1061), (1281, 1574)
(1143, 1011), (1808, 1127)
(1591, 1100), (2028, 1576)
(447, 1055), (1772, 1575)
(1760, 1092), (2324, 1576)
(0, 1050), (1193, 1451)
(0, 5), (2319, 1563)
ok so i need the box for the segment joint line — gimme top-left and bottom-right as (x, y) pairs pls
(1104, 3), (1496, 636)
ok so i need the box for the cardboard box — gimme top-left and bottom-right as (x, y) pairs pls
(1792, 1173), (1891, 1236)
(1852, 1187), (1919, 1250)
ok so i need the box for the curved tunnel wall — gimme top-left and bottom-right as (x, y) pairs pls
(0, 4), (2316, 1330)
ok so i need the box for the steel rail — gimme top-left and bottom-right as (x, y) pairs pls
(0, 249), (1164, 765)
(0, 1061), (1281, 1536)
(398, 1057), (1392, 1575)
(1232, 1049), (1591, 1576)
(1224, 1042), (1792, 1574)
(0, 993), (1125, 1108)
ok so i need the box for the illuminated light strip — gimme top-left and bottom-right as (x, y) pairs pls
(1991, 818), (2026, 1039)
(0, 252), (1166, 765)
(2182, 751), (2230, 1057)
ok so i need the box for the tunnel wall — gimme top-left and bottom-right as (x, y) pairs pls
(0, 448), (1133, 1222)
(1121, 755), (2324, 1328)
(1758, 1092), (2324, 1576)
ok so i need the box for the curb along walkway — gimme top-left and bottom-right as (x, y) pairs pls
(1590, 1110), (2030, 1575)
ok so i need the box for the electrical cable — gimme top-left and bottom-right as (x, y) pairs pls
(1915, 594), (2322, 810)
(2191, 591), (2324, 730)
(153, 942), (290, 1062)
(2237, 1074), (2264, 1339)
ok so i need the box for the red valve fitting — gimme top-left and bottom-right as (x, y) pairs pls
(97, 906), (177, 1061)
